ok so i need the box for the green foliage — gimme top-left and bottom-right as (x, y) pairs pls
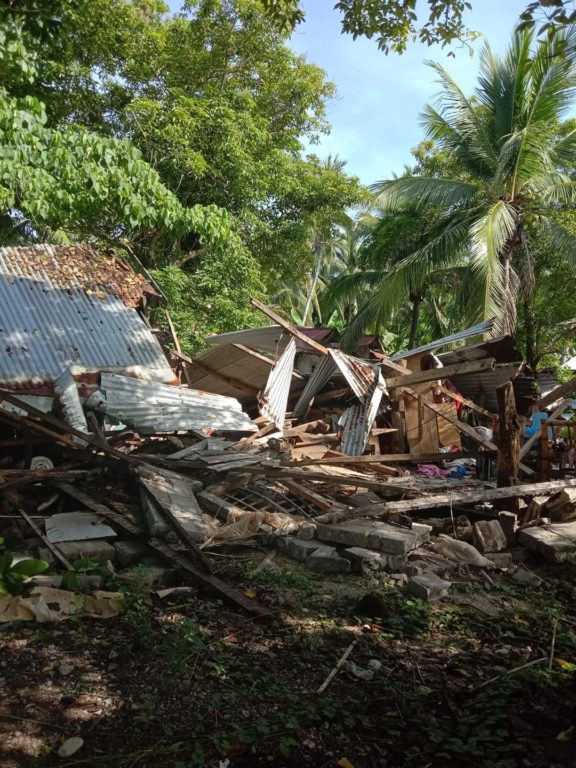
(0, 537), (49, 595)
(152, 252), (266, 354)
(370, 28), (576, 363)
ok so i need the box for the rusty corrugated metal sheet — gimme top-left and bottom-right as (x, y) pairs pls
(259, 339), (297, 430)
(205, 325), (338, 355)
(0, 244), (174, 388)
(330, 349), (384, 400)
(90, 373), (256, 434)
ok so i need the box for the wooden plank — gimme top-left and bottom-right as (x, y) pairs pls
(250, 299), (329, 356)
(17, 508), (74, 571)
(0, 390), (128, 461)
(275, 479), (334, 512)
(295, 450), (491, 466)
(165, 311), (193, 388)
(355, 477), (576, 516)
(433, 384), (497, 420)
(55, 482), (270, 619)
(241, 466), (423, 495)
(532, 376), (576, 412)
(232, 422), (276, 450)
(434, 401), (462, 448)
(385, 357), (496, 389)
(422, 400), (498, 450)
(405, 393), (439, 453)
(520, 401), (570, 459)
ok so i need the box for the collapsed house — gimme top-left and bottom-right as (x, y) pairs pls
(2, 245), (576, 623)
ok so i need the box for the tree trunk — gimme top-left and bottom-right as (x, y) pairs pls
(303, 243), (324, 325)
(408, 296), (421, 348)
(523, 294), (537, 369)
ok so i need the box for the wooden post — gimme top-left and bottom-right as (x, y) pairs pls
(496, 382), (520, 488)
(539, 420), (552, 481)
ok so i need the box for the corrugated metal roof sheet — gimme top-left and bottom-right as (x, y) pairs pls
(450, 364), (520, 412)
(339, 371), (386, 455)
(391, 319), (496, 361)
(185, 343), (274, 398)
(91, 373), (256, 434)
(259, 339), (297, 430)
(439, 335), (520, 366)
(205, 325), (338, 354)
(0, 245), (173, 387)
(293, 355), (339, 419)
(331, 349), (386, 400)
(55, 367), (89, 438)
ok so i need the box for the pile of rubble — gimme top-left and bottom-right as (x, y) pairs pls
(1, 244), (576, 623)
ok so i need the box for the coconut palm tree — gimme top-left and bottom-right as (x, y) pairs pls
(369, 28), (576, 365)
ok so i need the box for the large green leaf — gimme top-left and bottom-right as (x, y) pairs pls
(10, 558), (50, 577)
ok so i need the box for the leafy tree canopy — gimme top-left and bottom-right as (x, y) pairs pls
(257, 1), (576, 54)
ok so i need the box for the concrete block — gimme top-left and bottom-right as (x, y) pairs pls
(511, 565), (543, 587)
(407, 572), (451, 602)
(308, 545), (351, 574)
(297, 522), (317, 540)
(498, 512), (518, 546)
(316, 519), (431, 555)
(341, 547), (389, 573)
(278, 536), (321, 562)
(518, 521), (576, 563)
(117, 566), (171, 589)
(114, 539), (150, 567)
(472, 520), (508, 553)
(41, 540), (116, 564)
(488, 552), (514, 570)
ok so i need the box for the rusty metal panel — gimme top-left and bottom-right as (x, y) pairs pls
(330, 349), (385, 400)
(0, 245), (173, 387)
(91, 373), (256, 434)
(259, 339), (297, 430)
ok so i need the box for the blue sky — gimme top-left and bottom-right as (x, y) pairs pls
(288, 0), (528, 184)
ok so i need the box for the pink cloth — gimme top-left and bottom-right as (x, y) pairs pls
(417, 464), (452, 478)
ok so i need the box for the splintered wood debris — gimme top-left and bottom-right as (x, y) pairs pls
(2, 304), (576, 622)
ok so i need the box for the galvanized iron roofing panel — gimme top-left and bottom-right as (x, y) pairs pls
(259, 339), (297, 430)
(0, 245), (173, 387)
(93, 373), (256, 434)
(185, 343), (274, 398)
(391, 319), (496, 361)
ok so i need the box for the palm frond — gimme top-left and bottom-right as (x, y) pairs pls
(371, 176), (477, 213)
(469, 200), (518, 331)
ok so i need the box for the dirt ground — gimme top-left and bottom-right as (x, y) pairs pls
(2, 549), (576, 768)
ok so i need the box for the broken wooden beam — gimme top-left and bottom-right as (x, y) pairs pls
(496, 381), (520, 490)
(294, 450), (493, 467)
(433, 384), (497, 420)
(250, 299), (329, 356)
(17, 508), (74, 571)
(55, 483), (270, 619)
(385, 357), (496, 389)
(532, 375), (576, 412)
(354, 478), (576, 516)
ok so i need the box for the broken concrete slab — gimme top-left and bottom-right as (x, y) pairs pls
(511, 565), (543, 587)
(316, 519), (431, 556)
(308, 545), (351, 574)
(488, 552), (514, 570)
(472, 520), (507, 553)
(278, 536), (321, 562)
(113, 539), (150, 567)
(297, 522), (317, 540)
(45, 512), (116, 544)
(341, 547), (391, 573)
(40, 540), (116, 564)
(497, 511), (518, 547)
(407, 572), (451, 602)
(518, 521), (576, 563)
